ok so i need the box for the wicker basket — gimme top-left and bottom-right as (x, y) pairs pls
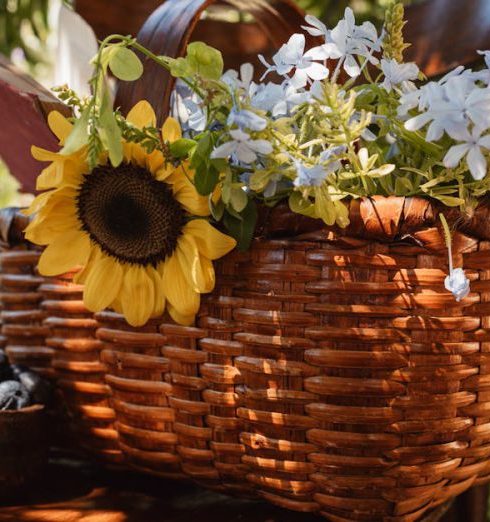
(0, 209), (53, 379)
(0, 209), (122, 463)
(10, 0), (490, 519)
(40, 275), (123, 464)
(95, 197), (490, 521)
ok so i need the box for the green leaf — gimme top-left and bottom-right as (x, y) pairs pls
(187, 42), (224, 80)
(167, 57), (193, 79)
(223, 200), (257, 251)
(230, 187), (248, 213)
(191, 132), (219, 195)
(169, 138), (196, 159)
(98, 85), (123, 166)
(61, 108), (90, 155)
(108, 47), (143, 82)
(433, 195), (465, 207)
(210, 197), (224, 221)
(289, 191), (316, 217)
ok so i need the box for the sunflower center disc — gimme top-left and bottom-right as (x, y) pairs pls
(77, 164), (186, 266)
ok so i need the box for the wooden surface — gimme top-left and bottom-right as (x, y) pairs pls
(0, 55), (69, 194)
(405, 0), (490, 77)
(0, 457), (485, 522)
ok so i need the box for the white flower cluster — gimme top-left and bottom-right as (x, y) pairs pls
(401, 65), (490, 179)
(172, 8), (392, 191)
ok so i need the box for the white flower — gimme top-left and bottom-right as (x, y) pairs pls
(222, 63), (254, 91)
(380, 59), (419, 92)
(171, 81), (207, 133)
(259, 33), (329, 89)
(445, 268), (470, 302)
(302, 14), (328, 39)
(310, 8), (380, 78)
(404, 76), (490, 141)
(319, 146), (345, 170)
(443, 125), (490, 180)
(227, 108), (267, 131)
(250, 83), (285, 113)
(293, 161), (327, 187)
(211, 129), (273, 164)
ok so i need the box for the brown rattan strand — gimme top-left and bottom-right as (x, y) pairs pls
(94, 197), (490, 521)
(40, 276), (123, 464)
(96, 311), (184, 479)
(0, 249), (53, 379)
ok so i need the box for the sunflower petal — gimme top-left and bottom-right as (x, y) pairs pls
(48, 111), (73, 144)
(173, 173), (210, 216)
(162, 253), (200, 316)
(83, 252), (123, 312)
(167, 304), (195, 326)
(184, 220), (236, 260)
(38, 230), (91, 276)
(162, 117), (182, 143)
(176, 235), (215, 293)
(148, 265), (166, 317)
(119, 265), (155, 327)
(126, 100), (156, 129)
(31, 146), (60, 162)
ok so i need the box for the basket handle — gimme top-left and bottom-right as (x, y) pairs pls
(115, 0), (307, 124)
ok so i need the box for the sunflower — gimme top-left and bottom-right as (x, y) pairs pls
(25, 101), (236, 327)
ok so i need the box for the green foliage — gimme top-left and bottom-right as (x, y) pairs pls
(0, 0), (49, 67)
(168, 42), (224, 81)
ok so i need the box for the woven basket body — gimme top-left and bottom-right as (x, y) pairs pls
(93, 198), (490, 521)
(0, 249), (53, 379)
(40, 276), (123, 463)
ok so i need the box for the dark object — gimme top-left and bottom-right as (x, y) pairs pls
(0, 381), (30, 411)
(0, 404), (48, 502)
(17, 371), (51, 406)
(8, 365), (29, 381)
(0, 349), (12, 382)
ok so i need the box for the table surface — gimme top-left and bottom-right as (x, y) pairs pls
(0, 457), (322, 522)
(0, 456), (478, 522)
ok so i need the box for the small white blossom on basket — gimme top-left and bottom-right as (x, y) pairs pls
(445, 268), (471, 302)
(440, 214), (471, 302)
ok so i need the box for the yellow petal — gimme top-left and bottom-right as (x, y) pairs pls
(162, 253), (200, 317)
(119, 264), (155, 327)
(173, 175), (210, 216)
(148, 265), (166, 317)
(25, 210), (78, 245)
(126, 100), (156, 129)
(167, 304), (195, 326)
(31, 145), (59, 162)
(184, 220), (236, 260)
(146, 150), (166, 174)
(23, 191), (53, 215)
(83, 252), (123, 312)
(48, 111), (73, 144)
(38, 230), (91, 276)
(176, 235), (215, 293)
(162, 117), (182, 143)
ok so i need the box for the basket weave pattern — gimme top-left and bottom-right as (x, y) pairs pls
(94, 215), (490, 521)
(40, 277), (123, 463)
(0, 250), (52, 379)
